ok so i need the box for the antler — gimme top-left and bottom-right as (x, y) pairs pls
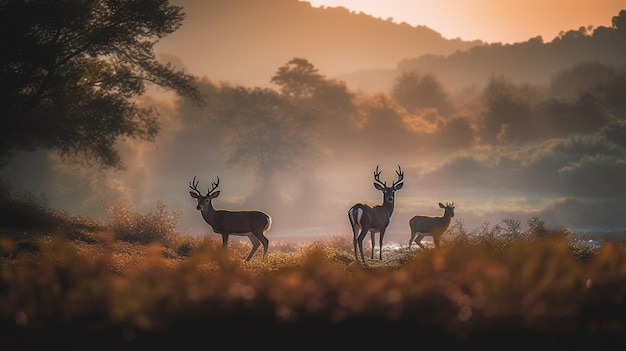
(208, 176), (220, 195)
(373, 165), (386, 187)
(189, 176), (202, 195)
(393, 165), (404, 188)
(189, 176), (220, 196)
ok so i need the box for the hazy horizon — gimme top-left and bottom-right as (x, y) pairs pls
(2, 1), (625, 246)
(306, 0), (623, 44)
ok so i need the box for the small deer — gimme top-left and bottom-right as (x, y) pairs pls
(409, 202), (455, 249)
(189, 176), (272, 261)
(348, 165), (404, 262)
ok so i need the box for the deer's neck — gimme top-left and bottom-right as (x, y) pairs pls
(201, 202), (218, 225)
(379, 200), (394, 216)
(441, 211), (451, 225)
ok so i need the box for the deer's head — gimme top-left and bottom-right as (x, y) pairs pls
(373, 165), (404, 204)
(439, 202), (455, 217)
(189, 176), (220, 211)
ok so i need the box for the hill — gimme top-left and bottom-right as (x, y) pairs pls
(155, 0), (482, 88)
(156, 1), (626, 94)
(344, 9), (626, 92)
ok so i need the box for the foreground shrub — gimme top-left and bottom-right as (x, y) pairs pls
(0, 181), (104, 244)
(103, 200), (179, 245)
(0, 199), (624, 348)
(0, 180), (63, 236)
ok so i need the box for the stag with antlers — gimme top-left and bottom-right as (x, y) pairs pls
(189, 176), (272, 261)
(348, 165), (404, 262)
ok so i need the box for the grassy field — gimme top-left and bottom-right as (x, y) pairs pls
(1, 190), (626, 349)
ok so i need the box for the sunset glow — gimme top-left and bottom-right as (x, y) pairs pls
(5, 1), (626, 346)
(305, 0), (624, 43)
(2, 0), (626, 246)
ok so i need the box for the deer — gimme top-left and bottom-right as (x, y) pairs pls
(348, 165), (404, 262)
(408, 202), (455, 249)
(189, 176), (272, 261)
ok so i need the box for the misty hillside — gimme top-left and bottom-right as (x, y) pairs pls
(3, 0), (626, 246)
(155, 0), (482, 88)
(388, 16), (626, 91)
(339, 11), (626, 92)
(156, 2), (626, 94)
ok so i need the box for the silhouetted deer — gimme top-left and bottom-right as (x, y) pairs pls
(189, 176), (272, 261)
(348, 165), (404, 261)
(409, 202), (455, 249)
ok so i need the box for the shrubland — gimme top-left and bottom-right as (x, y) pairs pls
(1, 186), (625, 349)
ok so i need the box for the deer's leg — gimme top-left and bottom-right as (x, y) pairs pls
(356, 229), (368, 262)
(369, 230), (376, 259)
(349, 212), (359, 260)
(416, 234), (426, 249)
(222, 234), (229, 249)
(378, 229), (385, 260)
(255, 231), (270, 258)
(351, 223), (360, 260)
(409, 229), (417, 248)
(245, 235), (261, 261)
(433, 233), (441, 248)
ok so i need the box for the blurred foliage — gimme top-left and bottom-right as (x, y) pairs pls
(391, 71), (456, 116)
(0, 179), (58, 233)
(0, 0), (203, 170)
(103, 200), (179, 246)
(2, 191), (626, 348)
(0, 180), (103, 244)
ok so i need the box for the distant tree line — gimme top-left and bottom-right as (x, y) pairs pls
(171, 55), (626, 207)
(2, 0), (626, 189)
(395, 9), (626, 90)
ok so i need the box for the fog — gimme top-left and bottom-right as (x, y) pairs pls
(2, 1), (625, 245)
(3, 68), (626, 244)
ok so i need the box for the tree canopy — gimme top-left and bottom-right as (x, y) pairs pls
(209, 83), (319, 181)
(0, 0), (202, 170)
(391, 71), (455, 116)
(270, 57), (324, 100)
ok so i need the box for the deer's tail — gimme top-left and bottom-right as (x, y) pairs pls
(264, 216), (272, 233)
(348, 205), (364, 235)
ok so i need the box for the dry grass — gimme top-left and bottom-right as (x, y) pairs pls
(1, 195), (625, 349)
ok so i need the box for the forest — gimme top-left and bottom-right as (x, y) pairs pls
(2, 1), (626, 348)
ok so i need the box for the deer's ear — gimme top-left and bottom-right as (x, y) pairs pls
(394, 183), (404, 190)
(210, 190), (220, 199)
(190, 191), (199, 198)
(439, 202), (444, 208)
(373, 183), (384, 190)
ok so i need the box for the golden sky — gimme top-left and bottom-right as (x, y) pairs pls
(3, 0), (625, 243)
(305, 0), (625, 43)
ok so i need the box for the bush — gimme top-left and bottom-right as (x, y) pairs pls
(1, 201), (622, 348)
(444, 217), (601, 261)
(103, 200), (179, 245)
(0, 180), (59, 233)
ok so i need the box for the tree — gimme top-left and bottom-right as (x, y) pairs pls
(0, 0), (203, 170)
(391, 71), (455, 116)
(612, 9), (626, 32)
(353, 94), (417, 158)
(479, 76), (533, 144)
(548, 62), (617, 99)
(209, 84), (319, 201)
(270, 57), (324, 100)
(271, 57), (358, 148)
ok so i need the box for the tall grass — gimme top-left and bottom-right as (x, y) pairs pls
(1, 186), (625, 348)
(102, 200), (179, 246)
